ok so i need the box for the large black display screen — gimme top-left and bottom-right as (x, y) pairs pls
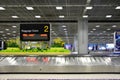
(20, 24), (50, 41)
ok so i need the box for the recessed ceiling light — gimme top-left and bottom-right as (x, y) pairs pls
(106, 15), (112, 18)
(96, 25), (100, 27)
(12, 16), (19, 18)
(111, 33), (114, 35)
(115, 6), (120, 9)
(2, 35), (5, 36)
(13, 31), (16, 33)
(83, 15), (88, 18)
(112, 25), (117, 27)
(13, 34), (16, 36)
(86, 6), (93, 10)
(62, 25), (66, 27)
(107, 28), (111, 30)
(54, 33), (57, 35)
(65, 31), (67, 32)
(35, 15), (41, 18)
(5, 29), (9, 31)
(13, 36), (16, 38)
(52, 31), (54, 33)
(88, 33), (91, 35)
(103, 31), (106, 33)
(90, 31), (93, 32)
(26, 7), (34, 10)
(56, 6), (63, 10)
(0, 31), (3, 33)
(0, 7), (5, 10)
(7, 33), (11, 35)
(64, 28), (67, 30)
(107, 34), (110, 35)
(99, 33), (102, 34)
(59, 15), (65, 18)
(12, 26), (17, 28)
(92, 28), (96, 30)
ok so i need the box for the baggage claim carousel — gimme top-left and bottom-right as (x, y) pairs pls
(0, 54), (120, 74)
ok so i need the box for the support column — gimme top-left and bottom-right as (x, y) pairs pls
(73, 35), (78, 52)
(49, 23), (52, 48)
(78, 18), (88, 54)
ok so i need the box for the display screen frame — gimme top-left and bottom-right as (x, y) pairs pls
(20, 24), (50, 41)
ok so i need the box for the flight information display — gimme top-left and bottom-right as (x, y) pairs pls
(20, 24), (50, 41)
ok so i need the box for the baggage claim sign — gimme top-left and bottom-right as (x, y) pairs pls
(20, 24), (50, 41)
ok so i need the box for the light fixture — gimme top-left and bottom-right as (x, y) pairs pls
(59, 15), (65, 18)
(52, 30), (55, 33)
(111, 33), (114, 35)
(13, 34), (16, 36)
(107, 28), (111, 30)
(64, 28), (67, 30)
(106, 15), (112, 18)
(62, 25), (66, 27)
(90, 31), (93, 32)
(0, 7), (5, 10)
(7, 33), (11, 35)
(83, 15), (88, 18)
(96, 25), (100, 27)
(92, 28), (96, 30)
(112, 25), (117, 27)
(0, 31), (3, 33)
(54, 33), (57, 35)
(2, 35), (5, 36)
(64, 31), (67, 32)
(5, 29), (9, 31)
(115, 6), (120, 9)
(26, 7), (34, 10)
(56, 6), (63, 10)
(13, 31), (16, 33)
(103, 31), (106, 33)
(88, 33), (91, 35)
(35, 15), (41, 18)
(12, 16), (19, 18)
(12, 26), (17, 28)
(86, 6), (93, 10)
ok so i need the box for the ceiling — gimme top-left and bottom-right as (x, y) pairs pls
(0, 0), (120, 44)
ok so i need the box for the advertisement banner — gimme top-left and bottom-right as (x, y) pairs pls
(114, 31), (120, 52)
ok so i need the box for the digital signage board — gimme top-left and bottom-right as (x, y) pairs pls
(114, 31), (120, 51)
(20, 24), (50, 41)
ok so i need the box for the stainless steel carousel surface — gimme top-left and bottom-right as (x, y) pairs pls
(0, 54), (120, 73)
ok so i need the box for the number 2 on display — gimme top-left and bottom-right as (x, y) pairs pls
(44, 26), (48, 32)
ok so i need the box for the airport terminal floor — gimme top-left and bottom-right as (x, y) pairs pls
(0, 0), (120, 79)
